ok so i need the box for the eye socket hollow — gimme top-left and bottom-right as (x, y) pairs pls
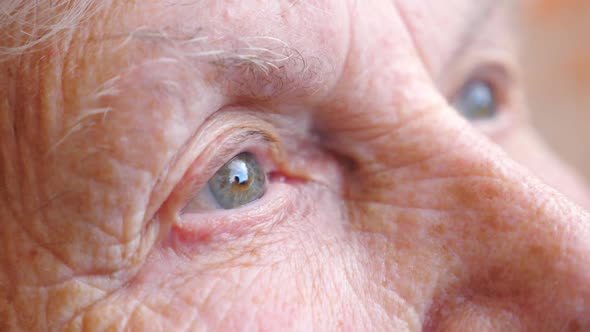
(454, 79), (498, 121)
(208, 152), (266, 209)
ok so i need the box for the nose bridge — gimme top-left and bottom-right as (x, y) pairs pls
(320, 75), (590, 324)
(317, 2), (590, 327)
(354, 111), (590, 328)
(342, 114), (590, 328)
(450, 177), (590, 329)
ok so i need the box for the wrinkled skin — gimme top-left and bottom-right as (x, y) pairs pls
(1, 1), (590, 331)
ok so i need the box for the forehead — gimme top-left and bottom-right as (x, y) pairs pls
(98, 0), (507, 79)
(103, 0), (501, 53)
(36, 0), (511, 110)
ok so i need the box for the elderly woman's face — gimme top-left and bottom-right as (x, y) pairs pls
(2, 1), (590, 331)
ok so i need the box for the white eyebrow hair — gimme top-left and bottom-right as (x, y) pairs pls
(45, 26), (317, 152)
(0, 0), (112, 58)
(0, 1), (313, 84)
(125, 29), (302, 76)
(104, 24), (320, 100)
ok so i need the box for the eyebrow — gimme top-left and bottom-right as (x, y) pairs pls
(208, 37), (319, 100)
(126, 28), (320, 100)
(438, 1), (506, 79)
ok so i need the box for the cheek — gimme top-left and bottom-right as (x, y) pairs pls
(499, 126), (590, 208)
(77, 186), (371, 330)
(431, 299), (524, 331)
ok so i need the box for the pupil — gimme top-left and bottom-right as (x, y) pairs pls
(234, 175), (248, 185)
(460, 81), (496, 120)
(468, 82), (494, 112)
(229, 159), (250, 186)
(208, 152), (265, 210)
(455, 80), (497, 120)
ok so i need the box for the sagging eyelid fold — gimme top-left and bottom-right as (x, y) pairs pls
(169, 111), (286, 206)
(202, 129), (282, 181)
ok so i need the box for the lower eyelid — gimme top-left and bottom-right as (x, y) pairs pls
(168, 181), (299, 252)
(467, 109), (516, 140)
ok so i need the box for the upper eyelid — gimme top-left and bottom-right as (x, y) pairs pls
(441, 46), (518, 102)
(199, 129), (280, 180)
(211, 131), (266, 161)
(171, 127), (282, 213)
(454, 64), (511, 103)
(240, 130), (278, 144)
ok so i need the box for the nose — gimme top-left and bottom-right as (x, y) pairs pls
(312, 3), (590, 329)
(321, 99), (590, 330)
(320, 99), (590, 330)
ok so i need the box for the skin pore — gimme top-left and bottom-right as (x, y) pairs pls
(1, 0), (590, 331)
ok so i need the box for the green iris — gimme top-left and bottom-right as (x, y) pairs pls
(208, 152), (266, 209)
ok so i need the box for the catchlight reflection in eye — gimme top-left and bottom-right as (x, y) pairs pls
(454, 80), (498, 121)
(208, 152), (266, 209)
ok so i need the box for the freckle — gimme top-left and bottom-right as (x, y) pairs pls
(526, 244), (546, 259)
(568, 319), (582, 332)
(28, 249), (39, 259)
(430, 223), (447, 237)
(482, 214), (516, 233)
(487, 265), (504, 282)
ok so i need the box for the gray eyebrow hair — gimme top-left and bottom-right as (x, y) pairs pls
(0, 0), (106, 58)
(48, 10), (321, 152)
(119, 28), (318, 99)
(121, 29), (297, 73)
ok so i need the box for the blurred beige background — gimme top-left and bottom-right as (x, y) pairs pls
(520, 1), (590, 184)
